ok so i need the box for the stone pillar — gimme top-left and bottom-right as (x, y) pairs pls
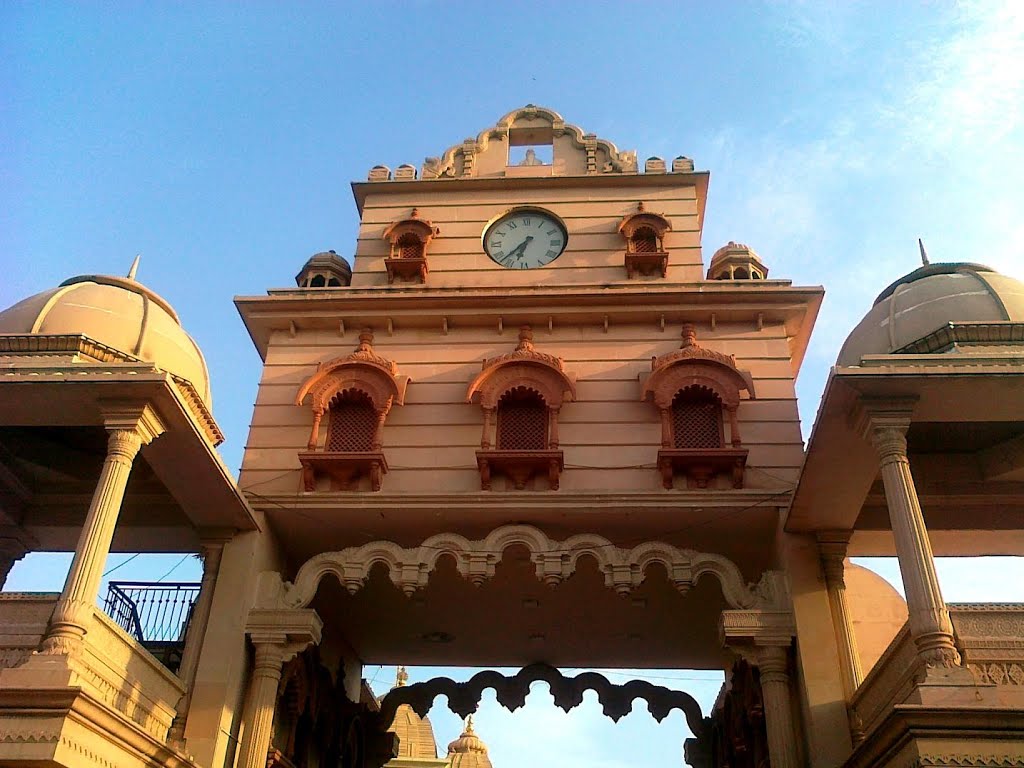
(757, 645), (799, 768)
(39, 405), (164, 655)
(236, 610), (322, 768)
(817, 531), (863, 698)
(0, 527), (36, 589)
(860, 402), (960, 667)
(169, 536), (228, 747)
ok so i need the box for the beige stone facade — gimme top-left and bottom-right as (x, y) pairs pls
(1, 105), (1022, 768)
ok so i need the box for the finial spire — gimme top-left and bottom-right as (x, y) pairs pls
(127, 254), (141, 280)
(395, 665), (408, 687)
(465, 714), (474, 733)
(918, 238), (930, 266)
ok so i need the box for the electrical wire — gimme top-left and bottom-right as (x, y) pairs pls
(101, 552), (141, 577)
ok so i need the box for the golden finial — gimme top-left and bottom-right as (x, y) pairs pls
(465, 714), (475, 733)
(127, 254), (141, 280)
(395, 666), (408, 687)
(918, 238), (930, 266)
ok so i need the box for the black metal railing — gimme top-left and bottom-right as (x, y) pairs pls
(102, 581), (201, 643)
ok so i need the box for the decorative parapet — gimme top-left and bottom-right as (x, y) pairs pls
(950, 603), (1024, 686)
(253, 524), (790, 613)
(848, 623), (922, 742)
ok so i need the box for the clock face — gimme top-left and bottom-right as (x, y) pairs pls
(483, 209), (567, 269)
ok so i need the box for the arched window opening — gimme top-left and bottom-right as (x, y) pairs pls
(672, 387), (724, 449)
(733, 267), (749, 280)
(310, 274), (326, 287)
(326, 391), (377, 453)
(631, 226), (659, 253)
(327, 277), (341, 287)
(397, 232), (424, 260)
(496, 387), (548, 450)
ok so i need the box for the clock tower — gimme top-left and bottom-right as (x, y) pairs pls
(222, 106), (825, 768)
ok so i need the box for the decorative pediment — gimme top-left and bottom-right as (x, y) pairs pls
(419, 105), (639, 179)
(296, 330), (408, 414)
(642, 325), (753, 410)
(466, 326), (576, 409)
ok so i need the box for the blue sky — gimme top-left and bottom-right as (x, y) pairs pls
(3, 2), (1023, 766)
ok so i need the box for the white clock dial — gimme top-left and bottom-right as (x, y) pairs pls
(484, 209), (567, 269)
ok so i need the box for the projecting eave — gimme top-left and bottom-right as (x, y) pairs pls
(787, 352), (1024, 535)
(0, 354), (259, 533)
(234, 281), (823, 374)
(351, 170), (711, 231)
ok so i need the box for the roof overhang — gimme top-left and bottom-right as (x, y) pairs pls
(234, 282), (824, 378)
(788, 353), (1024, 537)
(0, 361), (259, 533)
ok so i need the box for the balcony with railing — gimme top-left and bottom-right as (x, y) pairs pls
(101, 580), (200, 674)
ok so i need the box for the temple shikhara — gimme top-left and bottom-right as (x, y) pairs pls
(1, 106), (1023, 767)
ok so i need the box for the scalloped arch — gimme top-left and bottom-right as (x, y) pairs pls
(280, 524), (781, 611)
(377, 664), (708, 737)
(467, 362), (576, 409)
(642, 361), (750, 411)
(297, 361), (405, 414)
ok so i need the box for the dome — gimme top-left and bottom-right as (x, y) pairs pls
(446, 717), (493, 768)
(837, 263), (1024, 366)
(0, 272), (212, 406)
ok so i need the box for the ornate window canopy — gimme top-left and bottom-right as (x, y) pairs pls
(619, 202), (671, 278)
(641, 325), (754, 489)
(382, 208), (438, 284)
(467, 327), (575, 490)
(295, 330), (408, 492)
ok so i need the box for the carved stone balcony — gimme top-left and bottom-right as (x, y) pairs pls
(384, 255), (428, 285)
(624, 249), (668, 279)
(299, 450), (388, 492)
(657, 447), (748, 489)
(476, 449), (564, 490)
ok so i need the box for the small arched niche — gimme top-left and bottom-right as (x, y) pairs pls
(619, 203), (671, 279)
(383, 209), (439, 285)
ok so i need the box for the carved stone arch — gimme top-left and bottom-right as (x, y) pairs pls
(619, 204), (671, 279)
(295, 330), (408, 492)
(377, 664), (709, 739)
(277, 523), (784, 612)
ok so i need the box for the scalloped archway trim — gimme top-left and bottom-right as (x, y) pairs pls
(277, 524), (788, 611)
(377, 663), (708, 738)
(466, 326), (576, 409)
(641, 325), (753, 410)
(296, 330), (409, 414)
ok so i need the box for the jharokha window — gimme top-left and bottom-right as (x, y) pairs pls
(467, 327), (576, 491)
(642, 325), (754, 489)
(295, 330), (408, 492)
(619, 202), (671, 279)
(382, 208), (438, 284)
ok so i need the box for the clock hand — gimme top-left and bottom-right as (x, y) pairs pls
(513, 236), (535, 260)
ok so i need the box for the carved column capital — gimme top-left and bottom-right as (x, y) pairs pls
(816, 531), (851, 588)
(756, 644), (790, 682)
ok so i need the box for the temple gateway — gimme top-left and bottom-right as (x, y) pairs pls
(1, 106), (1023, 768)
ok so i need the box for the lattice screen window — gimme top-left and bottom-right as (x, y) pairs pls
(631, 227), (659, 253)
(326, 392), (377, 452)
(397, 233), (424, 259)
(672, 388), (724, 449)
(496, 388), (548, 450)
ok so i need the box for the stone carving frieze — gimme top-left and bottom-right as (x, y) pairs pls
(256, 524), (790, 613)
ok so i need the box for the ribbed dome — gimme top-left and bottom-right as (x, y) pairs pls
(0, 273), (212, 405)
(837, 263), (1024, 366)
(446, 718), (493, 768)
